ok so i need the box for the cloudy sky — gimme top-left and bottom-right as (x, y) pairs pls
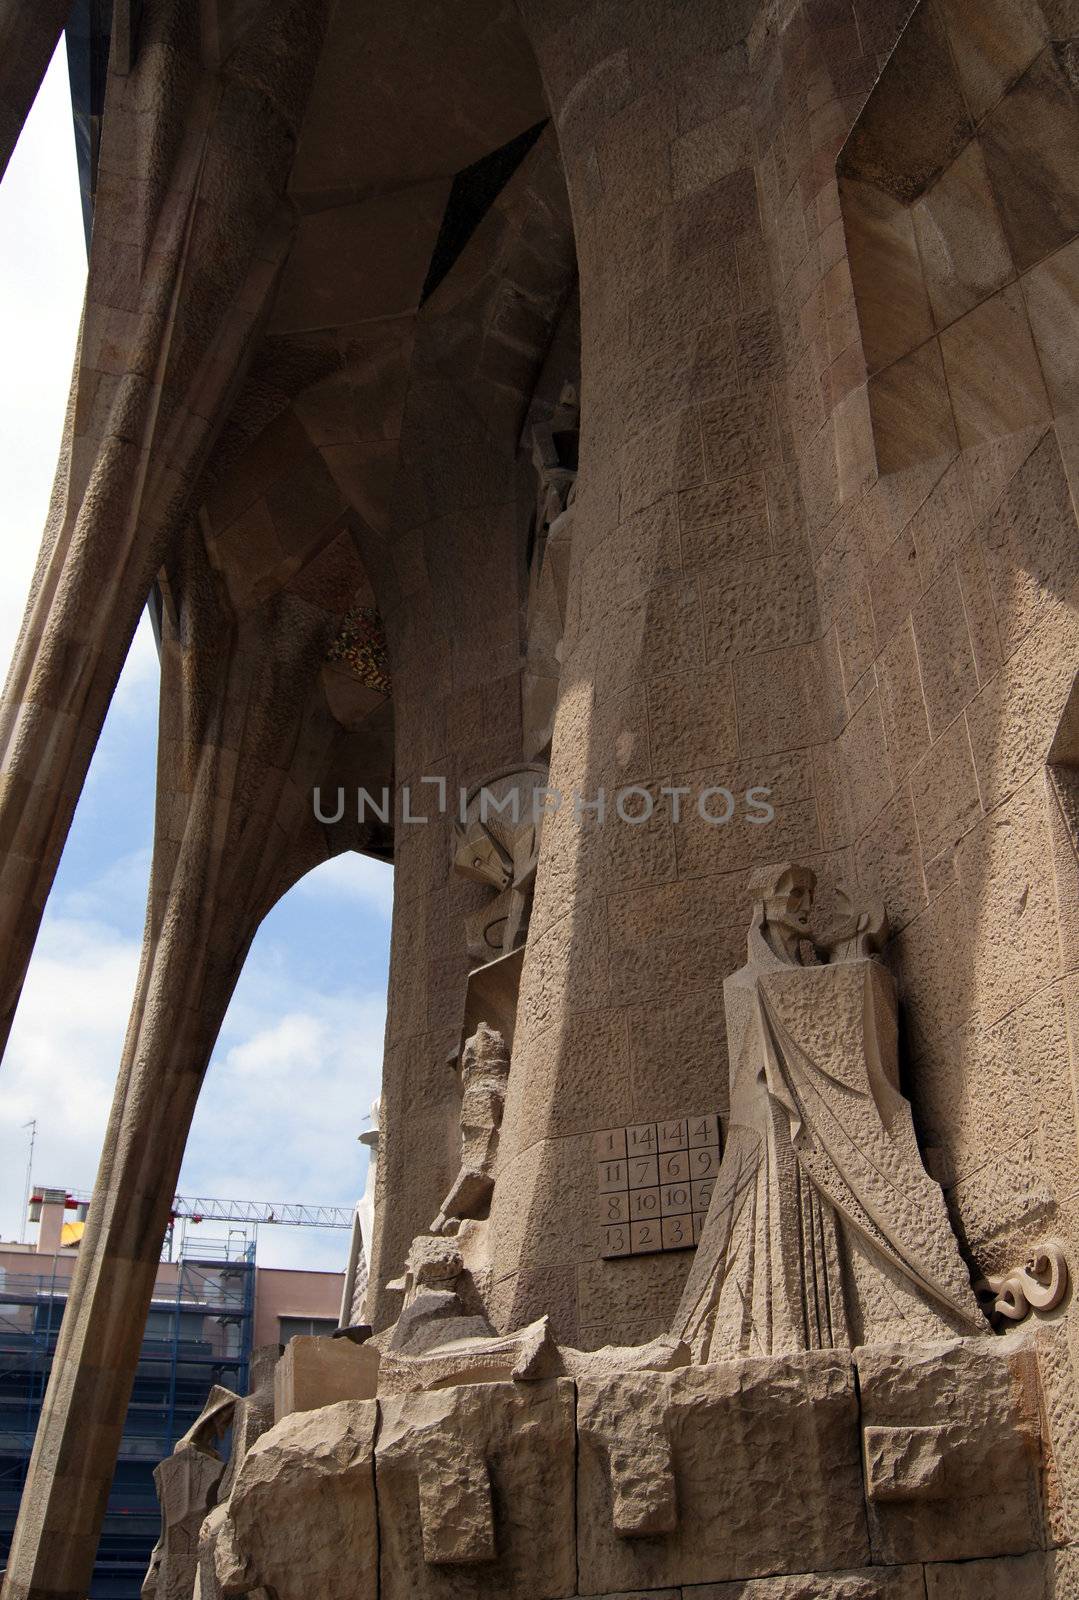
(0, 45), (391, 1272)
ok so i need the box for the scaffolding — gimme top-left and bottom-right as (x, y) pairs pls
(0, 1239), (255, 1600)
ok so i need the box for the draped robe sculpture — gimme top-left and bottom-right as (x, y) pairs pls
(673, 864), (985, 1361)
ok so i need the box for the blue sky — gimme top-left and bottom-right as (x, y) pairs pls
(0, 45), (391, 1272)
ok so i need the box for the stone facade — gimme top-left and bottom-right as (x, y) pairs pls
(1, 1), (1078, 1598)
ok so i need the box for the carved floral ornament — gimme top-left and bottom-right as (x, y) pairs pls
(974, 1243), (1069, 1328)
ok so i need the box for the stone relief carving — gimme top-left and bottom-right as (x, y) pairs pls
(523, 383), (579, 765)
(431, 1023), (509, 1234)
(144, 1386), (240, 1600)
(452, 765), (548, 966)
(384, 1235), (494, 1357)
(974, 1242), (1069, 1326)
(673, 863), (985, 1361)
(152, 1353), (280, 1600)
(814, 883), (888, 962)
(340, 1096), (381, 1329)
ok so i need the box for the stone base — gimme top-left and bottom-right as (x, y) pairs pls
(211, 1337), (1064, 1600)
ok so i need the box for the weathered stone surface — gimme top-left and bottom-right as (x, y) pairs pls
(220, 1350), (278, 1501)
(856, 1339), (1043, 1564)
(144, 1450), (227, 1600)
(688, 1570), (924, 1600)
(4, 0), (1079, 1591)
(922, 1547), (1079, 1598)
(576, 1356), (867, 1592)
(675, 865), (981, 1361)
(1034, 1321), (1079, 1544)
(376, 1315), (558, 1395)
(144, 1387), (241, 1600)
(376, 1379), (576, 1600)
(273, 1335), (379, 1420)
(225, 1401), (377, 1600)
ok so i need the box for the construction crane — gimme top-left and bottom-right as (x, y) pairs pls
(168, 1195), (353, 1228)
(53, 1189), (353, 1231)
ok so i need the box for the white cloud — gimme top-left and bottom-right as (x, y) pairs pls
(181, 976), (386, 1270)
(0, 44), (388, 1283)
(294, 851), (394, 919)
(0, 916), (142, 1241)
(60, 846), (152, 925)
(0, 912), (388, 1272)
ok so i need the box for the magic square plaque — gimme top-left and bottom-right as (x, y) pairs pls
(595, 1115), (722, 1258)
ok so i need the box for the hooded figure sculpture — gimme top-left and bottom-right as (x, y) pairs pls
(673, 863), (984, 1361)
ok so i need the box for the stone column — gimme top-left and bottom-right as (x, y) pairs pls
(0, 0), (72, 181)
(0, 0), (330, 1062)
(0, 521), (383, 1600)
(489, 0), (839, 1346)
(364, 133), (576, 1325)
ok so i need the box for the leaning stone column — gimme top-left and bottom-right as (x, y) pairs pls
(0, 0), (72, 181)
(0, 0), (329, 1062)
(489, 0), (831, 1345)
(0, 520), (379, 1600)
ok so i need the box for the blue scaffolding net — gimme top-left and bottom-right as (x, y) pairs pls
(0, 1240), (255, 1599)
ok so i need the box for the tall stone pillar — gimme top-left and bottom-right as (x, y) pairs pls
(1, 523), (383, 1600)
(0, 0), (330, 1062)
(365, 133), (576, 1325)
(490, 0), (837, 1346)
(0, 0), (72, 181)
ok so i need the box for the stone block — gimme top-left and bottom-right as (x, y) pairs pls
(839, 177), (934, 374)
(909, 715), (982, 862)
(1034, 1322), (1079, 1543)
(912, 138), (1014, 329)
(855, 1338), (1043, 1564)
(375, 1378), (576, 1600)
(939, 286), (1050, 458)
(877, 620), (931, 780)
(273, 1335), (379, 1421)
(980, 45), (1079, 272)
(910, 565), (978, 742)
(576, 1355), (867, 1593)
(955, 773), (1059, 1028)
(1023, 235), (1079, 415)
(869, 528), (922, 650)
(923, 1550), (1051, 1599)
(866, 338), (959, 483)
(225, 1401), (377, 1600)
(978, 429), (1078, 661)
(687, 1569), (924, 1600)
(417, 1444), (495, 1564)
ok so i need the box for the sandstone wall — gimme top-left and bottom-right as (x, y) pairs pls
(487, 0), (1079, 1381)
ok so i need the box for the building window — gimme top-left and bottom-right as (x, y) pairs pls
(278, 1316), (338, 1343)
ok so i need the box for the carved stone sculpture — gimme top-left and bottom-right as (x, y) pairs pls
(385, 1235), (493, 1357)
(431, 1023), (509, 1233)
(143, 1387), (240, 1600)
(452, 766), (548, 965)
(523, 383), (579, 763)
(219, 1347), (278, 1502)
(673, 863), (985, 1360)
(340, 1096), (381, 1328)
(220, 1401), (379, 1600)
(974, 1242), (1069, 1326)
(379, 1228), (561, 1392)
(815, 883), (889, 962)
(531, 383), (579, 540)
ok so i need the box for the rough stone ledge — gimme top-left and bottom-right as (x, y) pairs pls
(210, 1338), (1054, 1600)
